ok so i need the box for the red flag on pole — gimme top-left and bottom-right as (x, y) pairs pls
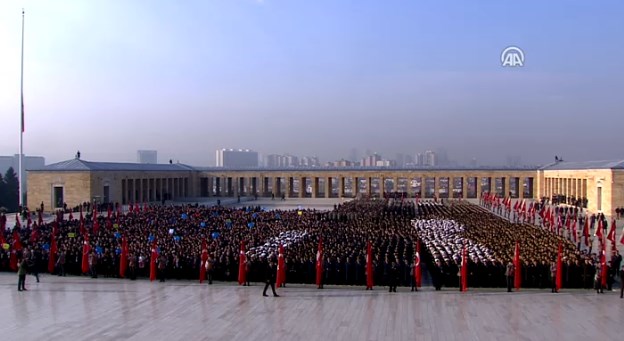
(81, 234), (90, 274)
(48, 232), (57, 273)
(583, 218), (590, 246)
(316, 237), (323, 288)
(600, 241), (608, 287)
(556, 242), (562, 291)
(119, 236), (128, 278)
(461, 245), (468, 292)
(514, 241), (521, 291)
(415, 241), (422, 288)
(238, 241), (247, 285)
(150, 240), (157, 282)
(595, 219), (604, 240)
(13, 229), (23, 251)
(607, 219), (617, 245)
(620, 227), (624, 245)
(200, 239), (208, 283)
(366, 241), (374, 290)
(276, 244), (286, 288)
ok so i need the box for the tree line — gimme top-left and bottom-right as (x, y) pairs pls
(0, 167), (19, 213)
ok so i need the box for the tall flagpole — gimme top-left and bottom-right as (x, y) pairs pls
(18, 9), (25, 208)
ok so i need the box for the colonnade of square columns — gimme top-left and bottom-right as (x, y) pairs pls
(121, 177), (188, 204)
(198, 175), (535, 199)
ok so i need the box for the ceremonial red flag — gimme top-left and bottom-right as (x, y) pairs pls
(81, 234), (90, 274)
(414, 241), (422, 288)
(620, 227), (624, 245)
(595, 219), (603, 240)
(13, 229), (23, 251)
(583, 218), (590, 246)
(556, 242), (562, 291)
(200, 239), (208, 283)
(514, 241), (521, 290)
(366, 241), (374, 289)
(15, 213), (21, 228)
(276, 244), (286, 287)
(607, 219), (616, 244)
(150, 240), (157, 282)
(571, 219), (578, 244)
(238, 241), (247, 285)
(48, 233), (57, 273)
(316, 237), (323, 287)
(68, 211), (73, 221)
(119, 236), (128, 278)
(461, 245), (468, 292)
(600, 242), (608, 287)
(513, 200), (519, 212)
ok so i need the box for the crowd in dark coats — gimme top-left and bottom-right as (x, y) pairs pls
(0, 199), (621, 291)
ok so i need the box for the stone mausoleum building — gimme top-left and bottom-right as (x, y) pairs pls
(27, 157), (624, 219)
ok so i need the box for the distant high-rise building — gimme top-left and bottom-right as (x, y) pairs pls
(415, 153), (424, 166)
(137, 150), (157, 164)
(0, 154), (45, 196)
(375, 160), (396, 167)
(424, 150), (437, 167)
(299, 156), (320, 167)
(216, 149), (258, 168)
(361, 153), (382, 167)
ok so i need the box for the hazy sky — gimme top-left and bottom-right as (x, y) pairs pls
(0, 0), (623, 166)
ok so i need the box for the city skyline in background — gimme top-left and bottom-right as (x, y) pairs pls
(1, 1), (623, 167)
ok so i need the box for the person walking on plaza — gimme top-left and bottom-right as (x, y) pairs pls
(550, 260), (558, 293)
(506, 260), (515, 292)
(594, 263), (604, 294)
(262, 258), (279, 297)
(18, 258), (28, 291)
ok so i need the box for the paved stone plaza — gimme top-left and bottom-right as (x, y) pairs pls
(0, 274), (621, 341)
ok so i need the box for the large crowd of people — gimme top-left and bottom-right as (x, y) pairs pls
(0, 197), (622, 294)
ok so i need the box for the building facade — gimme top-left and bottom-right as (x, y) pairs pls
(216, 149), (258, 168)
(27, 158), (624, 220)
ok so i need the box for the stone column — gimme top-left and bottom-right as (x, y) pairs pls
(502, 177), (508, 197)
(338, 177), (345, 197)
(325, 177), (333, 198)
(312, 177), (319, 198)
(272, 177), (280, 197)
(367, 177), (373, 197)
(393, 177), (399, 193)
(287, 177), (294, 198)
(353, 177), (359, 196)
(419, 177), (425, 198)
(476, 177), (482, 198)
(299, 177), (306, 198)
(433, 177), (439, 198)
(461, 177), (467, 199)
(406, 177), (413, 197)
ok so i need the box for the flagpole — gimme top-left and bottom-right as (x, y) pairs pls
(18, 9), (25, 208)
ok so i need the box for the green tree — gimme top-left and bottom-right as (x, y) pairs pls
(3, 167), (19, 212)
